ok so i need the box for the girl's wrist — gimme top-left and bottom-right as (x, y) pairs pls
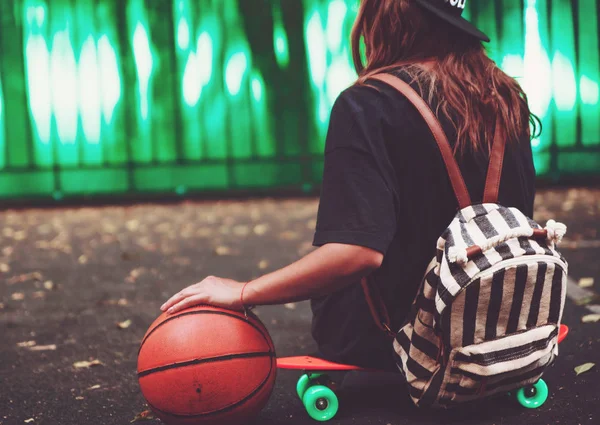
(240, 280), (255, 317)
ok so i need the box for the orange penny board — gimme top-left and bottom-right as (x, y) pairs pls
(278, 325), (569, 372)
(277, 356), (375, 372)
(558, 324), (569, 344)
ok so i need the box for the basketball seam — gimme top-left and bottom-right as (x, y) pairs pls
(138, 310), (274, 356)
(137, 351), (275, 377)
(141, 357), (276, 417)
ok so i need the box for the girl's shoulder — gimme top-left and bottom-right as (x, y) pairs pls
(333, 72), (426, 128)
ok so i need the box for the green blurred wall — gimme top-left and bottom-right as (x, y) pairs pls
(0, 0), (598, 200)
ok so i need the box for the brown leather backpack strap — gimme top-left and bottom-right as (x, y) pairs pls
(360, 276), (395, 338)
(482, 122), (506, 204)
(370, 73), (472, 209)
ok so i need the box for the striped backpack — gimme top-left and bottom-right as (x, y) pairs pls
(367, 73), (569, 408)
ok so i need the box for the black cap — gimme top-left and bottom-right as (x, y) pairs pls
(415, 0), (491, 43)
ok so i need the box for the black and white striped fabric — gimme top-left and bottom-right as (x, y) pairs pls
(393, 203), (568, 408)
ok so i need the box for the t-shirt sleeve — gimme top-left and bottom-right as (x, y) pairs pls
(312, 90), (398, 255)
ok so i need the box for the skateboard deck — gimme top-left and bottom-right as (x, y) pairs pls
(279, 324), (570, 422)
(558, 323), (569, 344)
(277, 356), (374, 372)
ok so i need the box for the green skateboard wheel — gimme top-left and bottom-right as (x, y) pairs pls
(516, 379), (549, 409)
(302, 385), (339, 422)
(296, 373), (322, 400)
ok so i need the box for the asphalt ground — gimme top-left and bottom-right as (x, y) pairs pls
(1, 187), (599, 425)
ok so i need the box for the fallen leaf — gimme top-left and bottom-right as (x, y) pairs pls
(233, 225), (250, 237)
(0, 302), (4, 309)
(250, 209), (261, 221)
(2, 227), (14, 238)
(284, 303), (297, 310)
(78, 255), (88, 264)
(37, 224), (53, 235)
(196, 228), (212, 237)
(17, 341), (36, 348)
(214, 246), (232, 256)
(117, 319), (132, 329)
(130, 268), (144, 279)
(35, 240), (72, 254)
(32, 291), (46, 299)
(2, 246), (14, 256)
(130, 410), (156, 422)
(73, 359), (103, 369)
(173, 257), (191, 266)
(7, 272), (43, 285)
(43, 281), (55, 290)
(11, 292), (25, 301)
(575, 294), (600, 306)
(24, 419), (34, 423)
(582, 314), (600, 323)
(574, 362), (595, 376)
(258, 260), (269, 270)
(578, 277), (594, 288)
(0, 263), (10, 273)
(561, 200), (574, 212)
(253, 224), (269, 236)
(102, 298), (130, 306)
(126, 267), (146, 283)
(87, 384), (101, 390)
(29, 344), (57, 351)
(75, 396), (84, 400)
(126, 220), (140, 231)
(14, 230), (26, 241)
(278, 231), (299, 241)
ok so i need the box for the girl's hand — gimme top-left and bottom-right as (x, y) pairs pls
(160, 276), (246, 315)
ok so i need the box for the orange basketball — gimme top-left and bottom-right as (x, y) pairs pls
(137, 305), (277, 425)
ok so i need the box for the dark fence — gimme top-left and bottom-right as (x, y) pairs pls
(0, 0), (598, 201)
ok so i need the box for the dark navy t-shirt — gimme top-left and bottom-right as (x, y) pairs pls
(310, 69), (536, 370)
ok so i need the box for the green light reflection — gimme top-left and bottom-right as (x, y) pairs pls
(0, 75), (4, 169)
(79, 35), (101, 144)
(183, 52), (201, 107)
(97, 34), (121, 125)
(273, 3), (289, 68)
(225, 51), (249, 96)
(305, 10), (327, 88)
(24, 1), (52, 146)
(177, 18), (190, 50)
(132, 22), (153, 121)
(522, 0), (552, 151)
(578, 0), (600, 146)
(50, 28), (78, 144)
(251, 76), (263, 102)
(197, 32), (214, 86)
(326, 0), (346, 52)
(580, 76), (599, 106)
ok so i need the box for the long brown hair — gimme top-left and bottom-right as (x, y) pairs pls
(351, 0), (541, 154)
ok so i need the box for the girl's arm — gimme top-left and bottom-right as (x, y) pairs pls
(244, 243), (383, 306)
(160, 244), (383, 314)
